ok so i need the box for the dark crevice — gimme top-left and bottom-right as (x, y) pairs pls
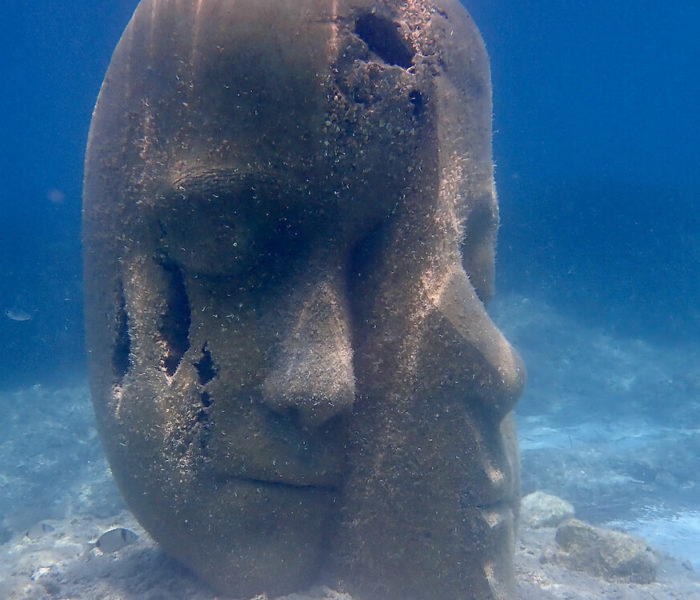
(158, 263), (191, 376)
(212, 472), (339, 492)
(355, 13), (415, 69)
(200, 391), (212, 407)
(195, 344), (218, 385)
(112, 283), (131, 381)
(408, 90), (424, 117)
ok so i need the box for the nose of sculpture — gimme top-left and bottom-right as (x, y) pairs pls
(262, 358), (355, 429)
(261, 271), (356, 429)
(445, 265), (526, 419)
(261, 334), (356, 429)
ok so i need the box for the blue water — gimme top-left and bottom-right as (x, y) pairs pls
(1, 0), (699, 595)
(1, 1), (137, 388)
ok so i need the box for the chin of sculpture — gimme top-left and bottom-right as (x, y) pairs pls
(83, 1), (525, 598)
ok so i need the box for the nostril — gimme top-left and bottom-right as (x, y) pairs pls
(279, 392), (353, 430)
(262, 370), (356, 430)
(299, 386), (355, 429)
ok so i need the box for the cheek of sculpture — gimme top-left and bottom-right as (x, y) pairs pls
(101, 246), (354, 595)
(83, 0), (525, 599)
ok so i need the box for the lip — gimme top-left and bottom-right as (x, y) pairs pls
(478, 499), (515, 524)
(210, 461), (342, 489)
(205, 440), (344, 490)
(217, 473), (340, 492)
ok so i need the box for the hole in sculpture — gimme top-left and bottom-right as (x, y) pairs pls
(408, 90), (424, 117)
(158, 263), (191, 376)
(112, 283), (131, 380)
(195, 344), (218, 385)
(354, 13), (415, 69)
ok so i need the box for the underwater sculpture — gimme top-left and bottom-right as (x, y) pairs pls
(83, 0), (525, 598)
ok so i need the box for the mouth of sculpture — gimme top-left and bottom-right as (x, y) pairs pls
(207, 446), (343, 492)
(476, 496), (517, 542)
(225, 474), (339, 492)
(478, 497), (514, 516)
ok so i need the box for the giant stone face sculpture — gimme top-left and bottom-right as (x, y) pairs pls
(83, 0), (525, 598)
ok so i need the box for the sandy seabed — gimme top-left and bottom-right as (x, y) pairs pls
(1, 508), (698, 600)
(1, 294), (699, 599)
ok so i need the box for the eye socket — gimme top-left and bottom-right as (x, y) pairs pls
(195, 344), (218, 385)
(158, 262), (191, 376)
(112, 282), (131, 382)
(158, 171), (330, 279)
(408, 90), (424, 117)
(354, 13), (415, 69)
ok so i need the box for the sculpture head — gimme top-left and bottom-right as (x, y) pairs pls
(83, 1), (524, 598)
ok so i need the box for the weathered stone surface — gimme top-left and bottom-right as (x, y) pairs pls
(521, 491), (575, 528)
(83, 1), (524, 599)
(550, 519), (658, 584)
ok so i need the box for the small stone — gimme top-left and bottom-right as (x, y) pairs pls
(520, 490), (575, 528)
(554, 518), (658, 584)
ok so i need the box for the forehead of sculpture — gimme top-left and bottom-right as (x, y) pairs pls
(89, 0), (486, 161)
(84, 0), (491, 247)
(88, 0), (336, 177)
